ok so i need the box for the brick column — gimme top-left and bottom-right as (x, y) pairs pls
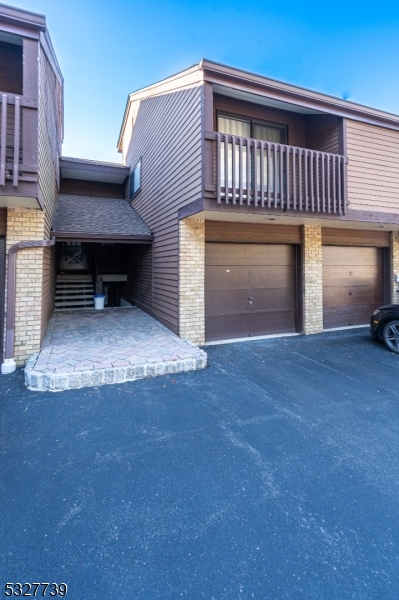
(179, 217), (205, 346)
(302, 224), (323, 334)
(5, 208), (45, 365)
(391, 231), (399, 304)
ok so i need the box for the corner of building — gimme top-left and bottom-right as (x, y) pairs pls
(178, 216), (205, 346)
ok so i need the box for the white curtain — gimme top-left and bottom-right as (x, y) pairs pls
(218, 117), (285, 194)
(218, 117), (251, 190)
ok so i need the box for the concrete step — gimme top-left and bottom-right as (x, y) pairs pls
(55, 274), (95, 310)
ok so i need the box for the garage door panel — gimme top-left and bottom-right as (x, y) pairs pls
(205, 243), (297, 341)
(323, 285), (383, 308)
(322, 246), (382, 267)
(206, 287), (296, 316)
(205, 265), (296, 290)
(206, 310), (296, 342)
(323, 265), (380, 284)
(323, 305), (376, 329)
(323, 246), (383, 329)
(205, 243), (294, 266)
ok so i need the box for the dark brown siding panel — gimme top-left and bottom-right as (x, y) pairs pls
(306, 115), (341, 154)
(60, 178), (125, 199)
(322, 246), (383, 328)
(206, 221), (301, 244)
(0, 208), (7, 235)
(125, 86), (202, 333)
(322, 228), (390, 247)
(214, 94), (307, 148)
(0, 41), (23, 94)
(0, 237), (5, 363)
(38, 46), (62, 341)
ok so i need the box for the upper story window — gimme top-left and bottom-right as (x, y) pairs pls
(218, 114), (287, 144)
(130, 158), (141, 200)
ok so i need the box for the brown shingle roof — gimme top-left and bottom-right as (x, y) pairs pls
(52, 195), (152, 238)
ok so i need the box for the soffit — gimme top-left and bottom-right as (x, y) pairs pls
(213, 84), (323, 115)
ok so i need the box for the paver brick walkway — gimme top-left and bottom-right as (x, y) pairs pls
(25, 307), (207, 391)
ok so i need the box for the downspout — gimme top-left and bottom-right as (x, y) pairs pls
(1, 239), (55, 375)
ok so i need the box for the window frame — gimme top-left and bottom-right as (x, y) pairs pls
(130, 157), (142, 200)
(217, 110), (289, 145)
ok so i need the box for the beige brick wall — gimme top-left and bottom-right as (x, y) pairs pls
(179, 217), (205, 346)
(5, 208), (46, 365)
(391, 231), (399, 305)
(302, 224), (323, 334)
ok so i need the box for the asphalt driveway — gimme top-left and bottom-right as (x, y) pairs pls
(1, 328), (399, 599)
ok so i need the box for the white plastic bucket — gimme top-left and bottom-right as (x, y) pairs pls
(94, 294), (105, 310)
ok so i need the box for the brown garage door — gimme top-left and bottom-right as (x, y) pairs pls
(323, 246), (383, 329)
(205, 243), (297, 342)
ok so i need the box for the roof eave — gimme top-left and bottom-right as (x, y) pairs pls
(0, 2), (46, 32)
(201, 59), (399, 129)
(51, 231), (153, 243)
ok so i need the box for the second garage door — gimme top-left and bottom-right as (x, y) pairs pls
(205, 243), (297, 342)
(323, 246), (383, 329)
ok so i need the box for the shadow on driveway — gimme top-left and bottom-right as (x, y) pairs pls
(1, 328), (399, 599)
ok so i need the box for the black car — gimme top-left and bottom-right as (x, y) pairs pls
(370, 305), (399, 353)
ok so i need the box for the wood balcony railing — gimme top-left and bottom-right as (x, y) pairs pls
(0, 92), (38, 190)
(205, 131), (348, 215)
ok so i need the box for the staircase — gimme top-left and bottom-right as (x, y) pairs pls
(55, 274), (95, 310)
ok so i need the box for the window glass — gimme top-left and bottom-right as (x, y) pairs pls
(218, 116), (251, 138)
(130, 159), (141, 199)
(253, 123), (286, 144)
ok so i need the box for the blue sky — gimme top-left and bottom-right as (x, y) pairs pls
(13, 0), (399, 163)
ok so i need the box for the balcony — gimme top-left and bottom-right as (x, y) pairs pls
(0, 91), (38, 197)
(205, 131), (348, 215)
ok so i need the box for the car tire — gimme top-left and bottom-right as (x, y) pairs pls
(382, 320), (399, 354)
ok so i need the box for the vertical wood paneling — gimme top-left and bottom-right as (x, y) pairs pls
(306, 115), (341, 154)
(0, 209), (6, 235)
(125, 85), (202, 332)
(346, 119), (399, 214)
(59, 178), (125, 199)
(124, 245), (153, 309)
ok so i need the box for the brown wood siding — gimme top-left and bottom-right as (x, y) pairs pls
(0, 209), (7, 235)
(60, 178), (125, 199)
(125, 85), (202, 332)
(346, 119), (399, 214)
(214, 94), (307, 148)
(206, 221), (301, 244)
(38, 47), (62, 341)
(322, 227), (390, 247)
(0, 41), (23, 94)
(0, 236), (5, 363)
(323, 246), (383, 328)
(206, 242), (296, 341)
(306, 115), (341, 154)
